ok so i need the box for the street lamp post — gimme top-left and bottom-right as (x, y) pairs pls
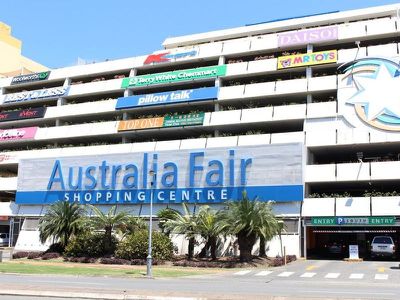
(146, 170), (155, 278)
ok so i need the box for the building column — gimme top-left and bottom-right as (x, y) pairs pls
(306, 44), (313, 104)
(63, 77), (71, 87)
(213, 56), (225, 137)
(57, 97), (66, 106)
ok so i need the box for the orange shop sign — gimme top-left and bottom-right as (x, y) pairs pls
(118, 117), (164, 131)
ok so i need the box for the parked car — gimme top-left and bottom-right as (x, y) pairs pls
(0, 233), (9, 247)
(324, 241), (347, 255)
(370, 236), (396, 259)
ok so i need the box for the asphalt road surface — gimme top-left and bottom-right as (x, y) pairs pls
(0, 259), (399, 299)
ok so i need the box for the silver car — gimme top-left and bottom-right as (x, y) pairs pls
(371, 236), (396, 259)
(0, 233), (9, 247)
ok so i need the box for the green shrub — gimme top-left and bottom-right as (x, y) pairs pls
(115, 230), (173, 260)
(64, 232), (117, 257)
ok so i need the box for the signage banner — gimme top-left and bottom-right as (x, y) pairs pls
(11, 71), (51, 85)
(117, 113), (205, 132)
(144, 50), (198, 65)
(0, 107), (46, 123)
(121, 65), (226, 88)
(163, 113), (205, 127)
(116, 87), (218, 110)
(311, 216), (396, 226)
(16, 143), (304, 205)
(278, 26), (338, 47)
(277, 50), (337, 69)
(349, 245), (359, 260)
(0, 154), (13, 163)
(0, 87), (69, 105)
(118, 117), (165, 131)
(0, 127), (38, 141)
(338, 58), (400, 132)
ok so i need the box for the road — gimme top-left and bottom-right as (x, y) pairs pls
(0, 259), (399, 299)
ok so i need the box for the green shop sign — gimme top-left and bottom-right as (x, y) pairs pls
(311, 216), (396, 226)
(121, 65), (227, 88)
(311, 217), (336, 226)
(163, 112), (205, 127)
(11, 71), (51, 85)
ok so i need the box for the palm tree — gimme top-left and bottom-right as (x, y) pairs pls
(164, 203), (198, 260)
(88, 205), (129, 254)
(196, 206), (222, 260)
(157, 207), (180, 235)
(39, 201), (85, 250)
(118, 215), (148, 239)
(218, 192), (278, 262)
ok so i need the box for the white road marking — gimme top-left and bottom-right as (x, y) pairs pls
(349, 273), (364, 279)
(325, 273), (340, 279)
(255, 270), (273, 276)
(306, 290), (395, 296)
(30, 280), (103, 285)
(233, 270), (252, 276)
(375, 274), (389, 280)
(277, 271), (295, 277)
(300, 272), (316, 278)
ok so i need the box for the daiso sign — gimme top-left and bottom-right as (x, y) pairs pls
(278, 26), (338, 47)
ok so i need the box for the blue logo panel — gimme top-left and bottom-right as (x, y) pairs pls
(16, 185), (303, 205)
(116, 87), (218, 109)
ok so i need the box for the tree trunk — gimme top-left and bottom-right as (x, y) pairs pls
(188, 237), (195, 260)
(198, 240), (210, 258)
(259, 236), (266, 257)
(62, 232), (68, 248)
(210, 236), (217, 260)
(104, 227), (112, 254)
(238, 230), (256, 262)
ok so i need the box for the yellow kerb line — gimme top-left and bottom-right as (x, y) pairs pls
(378, 267), (385, 273)
(306, 265), (316, 271)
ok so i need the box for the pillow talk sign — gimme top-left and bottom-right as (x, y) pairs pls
(16, 144), (304, 205)
(116, 87), (218, 110)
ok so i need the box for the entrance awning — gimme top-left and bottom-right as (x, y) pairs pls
(372, 197), (400, 215)
(336, 197), (370, 216)
(302, 198), (334, 216)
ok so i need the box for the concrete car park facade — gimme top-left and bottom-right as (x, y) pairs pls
(1, 4), (400, 259)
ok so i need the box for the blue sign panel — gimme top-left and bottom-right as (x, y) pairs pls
(0, 87), (69, 105)
(115, 87), (218, 109)
(16, 144), (304, 205)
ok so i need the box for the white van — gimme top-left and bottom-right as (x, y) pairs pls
(0, 233), (9, 247)
(371, 236), (396, 259)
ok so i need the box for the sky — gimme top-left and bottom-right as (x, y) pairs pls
(1, 0), (400, 69)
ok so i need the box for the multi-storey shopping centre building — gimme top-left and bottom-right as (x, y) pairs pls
(1, 4), (400, 258)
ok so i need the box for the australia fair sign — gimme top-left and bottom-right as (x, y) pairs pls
(16, 144), (304, 205)
(278, 26), (338, 47)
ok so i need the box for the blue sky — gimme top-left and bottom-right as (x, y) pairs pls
(1, 0), (399, 69)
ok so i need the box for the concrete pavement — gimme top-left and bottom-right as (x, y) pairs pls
(0, 260), (399, 299)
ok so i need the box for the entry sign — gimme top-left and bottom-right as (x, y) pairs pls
(349, 245), (359, 260)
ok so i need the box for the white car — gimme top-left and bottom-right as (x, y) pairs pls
(371, 236), (396, 259)
(0, 233), (9, 247)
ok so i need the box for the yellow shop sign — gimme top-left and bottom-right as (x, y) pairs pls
(277, 50), (337, 69)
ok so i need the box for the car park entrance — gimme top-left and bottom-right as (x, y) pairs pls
(303, 216), (399, 260)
